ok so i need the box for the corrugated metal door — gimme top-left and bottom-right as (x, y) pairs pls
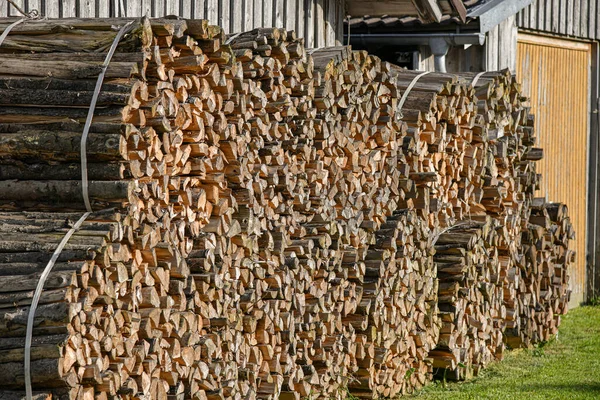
(517, 33), (591, 306)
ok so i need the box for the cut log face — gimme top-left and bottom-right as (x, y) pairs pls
(0, 18), (572, 400)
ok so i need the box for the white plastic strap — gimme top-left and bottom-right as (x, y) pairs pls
(0, 18), (25, 47)
(471, 71), (487, 88)
(398, 71), (431, 114)
(25, 21), (134, 400)
(81, 20), (134, 212)
(431, 220), (478, 245)
(225, 32), (242, 45)
(24, 212), (91, 399)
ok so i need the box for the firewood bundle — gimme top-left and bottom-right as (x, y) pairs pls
(188, 28), (320, 400)
(452, 70), (531, 349)
(389, 69), (492, 231)
(347, 209), (438, 398)
(0, 210), (143, 399)
(0, 17), (225, 400)
(378, 70), (510, 383)
(505, 200), (574, 348)
(0, 16), (575, 400)
(429, 220), (504, 381)
(293, 47), (445, 398)
(455, 71), (572, 351)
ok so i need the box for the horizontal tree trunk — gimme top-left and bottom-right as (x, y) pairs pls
(0, 180), (135, 205)
(0, 162), (128, 181)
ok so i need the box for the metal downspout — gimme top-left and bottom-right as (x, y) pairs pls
(429, 37), (450, 72)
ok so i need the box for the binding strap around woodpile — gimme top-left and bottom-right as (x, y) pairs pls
(1, 0), (44, 46)
(398, 71), (431, 117)
(81, 20), (135, 212)
(471, 71), (487, 88)
(225, 32), (242, 45)
(0, 18), (26, 46)
(23, 20), (135, 400)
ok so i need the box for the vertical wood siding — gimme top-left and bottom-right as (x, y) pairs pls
(518, 0), (599, 40)
(486, 15), (518, 72)
(419, 16), (517, 74)
(517, 33), (591, 306)
(0, 0), (343, 47)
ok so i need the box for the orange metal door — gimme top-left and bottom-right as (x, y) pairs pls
(517, 33), (591, 306)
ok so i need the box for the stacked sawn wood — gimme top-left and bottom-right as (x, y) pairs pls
(457, 71), (573, 351)
(386, 68), (508, 382)
(0, 17), (574, 400)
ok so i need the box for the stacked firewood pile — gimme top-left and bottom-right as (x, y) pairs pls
(464, 70), (540, 339)
(345, 209), (438, 398)
(429, 219), (504, 380)
(0, 17), (573, 399)
(505, 200), (574, 348)
(389, 69), (483, 229)
(457, 71), (574, 352)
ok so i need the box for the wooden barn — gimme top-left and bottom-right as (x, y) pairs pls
(347, 0), (599, 306)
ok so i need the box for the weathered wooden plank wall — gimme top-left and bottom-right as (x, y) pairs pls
(0, 0), (343, 47)
(516, 33), (591, 306)
(486, 15), (518, 72)
(517, 0), (599, 40)
(418, 16), (517, 74)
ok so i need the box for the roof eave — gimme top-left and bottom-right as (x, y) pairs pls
(467, 0), (534, 33)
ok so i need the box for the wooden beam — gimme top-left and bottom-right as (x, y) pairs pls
(518, 32), (591, 51)
(449, 0), (467, 22)
(412, 0), (443, 23)
(587, 41), (600, 301)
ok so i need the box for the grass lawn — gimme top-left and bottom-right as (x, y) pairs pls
(409, 305), (600, 400)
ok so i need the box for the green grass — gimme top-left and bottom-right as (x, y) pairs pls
(410, 306), (600, 400)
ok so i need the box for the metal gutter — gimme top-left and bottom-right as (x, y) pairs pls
(348, 32), (485, 47)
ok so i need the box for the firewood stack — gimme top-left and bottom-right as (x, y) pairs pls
(456, 71), (572, 351)
(0, 16), (575, 400)
(346, 209), (439, 398)
(197, 28), (319, 399)
(303, 48), (445, 397)
(0, 17), (221, 400)
(0, 210), (144, 400)
(377, 69), (504, 384)
(429, 219), (504, 381)
(505, 200), (574, 348)
(389, 68), (488, 231)
(457, 70), (535, 342)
